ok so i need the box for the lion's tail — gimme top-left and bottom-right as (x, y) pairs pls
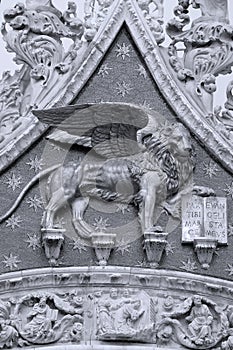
(0, 164), (61, 223)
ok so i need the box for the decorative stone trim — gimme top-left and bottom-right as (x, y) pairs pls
(0, 266), (231, 296)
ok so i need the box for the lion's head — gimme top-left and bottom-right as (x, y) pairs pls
(144, 122), (195, 197)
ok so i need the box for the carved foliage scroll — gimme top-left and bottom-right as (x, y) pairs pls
(165, 0), (233, 144)
(0, 291), (84, 348)
(0, 287), (232, 349)
(0, 0), (96, 171)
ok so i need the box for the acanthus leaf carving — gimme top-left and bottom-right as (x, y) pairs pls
(83, 0), (134, 34)
(136, 0), (165, 44)
(0, 0), (94, 171)
(166, 0), (233, 116)
(212, 80), (233, 142)
(0, 69), (25, 146)
(1, 2), (84, 113)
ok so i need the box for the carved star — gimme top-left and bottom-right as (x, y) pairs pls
(165, 241), (176, 256)
(203, 161), (219, 178)
(116, 203), (130, 215)
(116, 81), (132, 97)
(93, 217), (110, 232)
(180, 257), (197, 272)
(224, 182), (233, 199)
(25, 233), (41, 251)
(98, 63), (112, 77)
(5, 214), (22, 230)
(115, 43), (131, 60)
(226, 264), (233, 276)
(2, 253), (21, 270)
(26, 156), (44, 172)
(135, 64), (147, 79)
(5, 172), (22, 191)
(26, 195), (43, 212)
(116, 243), (131, 255)
(72, 240), (87, 253)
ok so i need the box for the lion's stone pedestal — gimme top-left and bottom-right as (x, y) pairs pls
(41, 228), (65, 266)
(143, 229), (168, 268)
(91, 232), (116, 266)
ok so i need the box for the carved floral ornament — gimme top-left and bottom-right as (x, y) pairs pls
(0, 0), (233, 172)
(0, 267), (231, 349)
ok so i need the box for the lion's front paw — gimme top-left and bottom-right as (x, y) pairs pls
(192, 186), (215, 197)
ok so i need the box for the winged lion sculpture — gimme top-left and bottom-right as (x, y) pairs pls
(0, 103), (201, 238)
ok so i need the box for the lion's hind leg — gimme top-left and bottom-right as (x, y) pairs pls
(71, 197), (91, 238)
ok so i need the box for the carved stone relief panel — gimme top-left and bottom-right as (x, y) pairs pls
(0, 267), (232, 348)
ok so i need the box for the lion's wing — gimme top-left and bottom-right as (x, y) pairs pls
(33, 103), (149, 158)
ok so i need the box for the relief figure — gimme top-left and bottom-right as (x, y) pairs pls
(23, 297), (56, 340)
(97, 290), (145, 338)
(186, 295), (213, 345)
(113, 300), (145, 334)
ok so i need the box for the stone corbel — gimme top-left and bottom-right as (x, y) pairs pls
(143, 227), (168, 268)
(193, 237), (218, 269)
(91, 232), (116, 266)
(41, 228), (65, 266)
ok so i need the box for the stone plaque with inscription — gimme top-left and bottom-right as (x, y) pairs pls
(182, 195), (227, 245)
(182, 195), (204, 242)
(204, 197), (227, 245)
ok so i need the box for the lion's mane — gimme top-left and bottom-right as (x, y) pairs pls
(145, 123), (195, 198)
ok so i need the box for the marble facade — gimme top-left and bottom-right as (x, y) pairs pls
(0, 0), (233, 349)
